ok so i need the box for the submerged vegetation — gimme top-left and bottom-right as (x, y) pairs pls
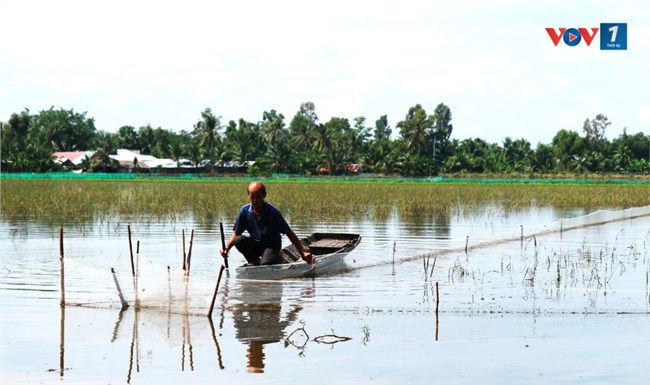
(2, 179), (648, 225)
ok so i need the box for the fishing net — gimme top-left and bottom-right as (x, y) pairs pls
(59, 205), (650, 315)
(63, 255), (218, 316)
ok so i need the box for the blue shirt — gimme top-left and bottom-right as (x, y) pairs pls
(233, 202), (290, 250)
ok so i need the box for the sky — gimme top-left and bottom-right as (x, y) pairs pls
(1, 0), (648, 145)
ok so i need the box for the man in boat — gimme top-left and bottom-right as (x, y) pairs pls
(220, 181), (314, 266)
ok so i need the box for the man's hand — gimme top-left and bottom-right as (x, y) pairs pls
(302, 252), (315, 265)
(220, 248), (229, 258)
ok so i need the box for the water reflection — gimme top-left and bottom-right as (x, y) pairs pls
(3, 205), (650, 385)
(230, 280), (303, 373)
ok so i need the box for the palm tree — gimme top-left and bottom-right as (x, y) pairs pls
(264, 134), (293, 173)
(261, 110), (286, 146)
(229, 119), (256, 165)
(194, 108), (221, 160)
(397, 104), (434, 156)
(90, 149), (119, 172)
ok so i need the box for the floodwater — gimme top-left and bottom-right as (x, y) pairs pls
(1, 205), (649, 384)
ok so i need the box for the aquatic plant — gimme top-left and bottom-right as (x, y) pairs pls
(2, 179), (648, 225)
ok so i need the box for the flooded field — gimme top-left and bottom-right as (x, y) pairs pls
(1, 198), (649, 384)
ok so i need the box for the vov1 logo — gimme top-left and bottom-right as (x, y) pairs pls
(545, 23), (627, 50)
(600, 23), (627, 50)
(545, 27), (599, 46)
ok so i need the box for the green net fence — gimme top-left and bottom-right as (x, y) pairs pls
(1, 172), (648, 185)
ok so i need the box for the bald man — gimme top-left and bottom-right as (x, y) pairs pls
(220, 181), (313, 266)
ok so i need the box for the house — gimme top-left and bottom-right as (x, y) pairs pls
(109, 149), (175, 172)
(346, 164), (362, 174)
(107, 149), (255, 174)
(53, 151), (96, 169)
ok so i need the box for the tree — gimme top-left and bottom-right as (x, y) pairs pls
(582, 114), (609, 147)
(227, 119), (257, 165)
(533, 143), (554, 172)
(262, 132), (293, 173)
(151, 127), (173, 159)
(32, 107), (97, 151)
(374, 115), (391, 142)
(289, 102), (319, 153)
(88, 149), (119, 172)
(613, 129), (649, 162)
(432, 103), (453, 142)
(117, 125), (138, 150)
(443, 138), (499, 173)
(352, 116), (371, 144)
(3, 109), (31, 155)
(552, 129), (585, 171)
(503, 137), (532, 172)
(431, 103), (453, 163)
(194, 108), (221, 160)
(397, 104), (434, 157)
(95, 130), (119, 155)
(261, 109), (286, 146)
(363, 137), (394, 174)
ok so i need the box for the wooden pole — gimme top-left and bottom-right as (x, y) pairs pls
(435, 281), (440, 313)
(128, 225), (135, 277)
(111, 268), (129, 310)
(136, 239), (140, 274)
(59, 227), (65, 307)
(207, 265), (226, 318)
(220, 223), (229, 269)
(127, 225), (138, 308)
(186, 230), (194, 275)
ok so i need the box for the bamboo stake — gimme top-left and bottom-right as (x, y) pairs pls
(127, 225), (138, 308)
(464, 235), (469, 253)
(220, 222), (229, 269)
(128, 225), (135, 277)
(207, 265), (226, 318)
(435, 281), (440, 314)
(59, 227), (65, 307)
(111, 268), (129, 310)
(186, 230), (194, 276)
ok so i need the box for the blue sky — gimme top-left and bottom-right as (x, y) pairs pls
(1, 0), (648, 145)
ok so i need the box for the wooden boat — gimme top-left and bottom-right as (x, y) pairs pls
(236, 232), (361, 280)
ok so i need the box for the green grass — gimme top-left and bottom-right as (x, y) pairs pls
(1, 179), (649, 225)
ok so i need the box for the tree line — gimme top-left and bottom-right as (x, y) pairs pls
(1, 102), (648, 176)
